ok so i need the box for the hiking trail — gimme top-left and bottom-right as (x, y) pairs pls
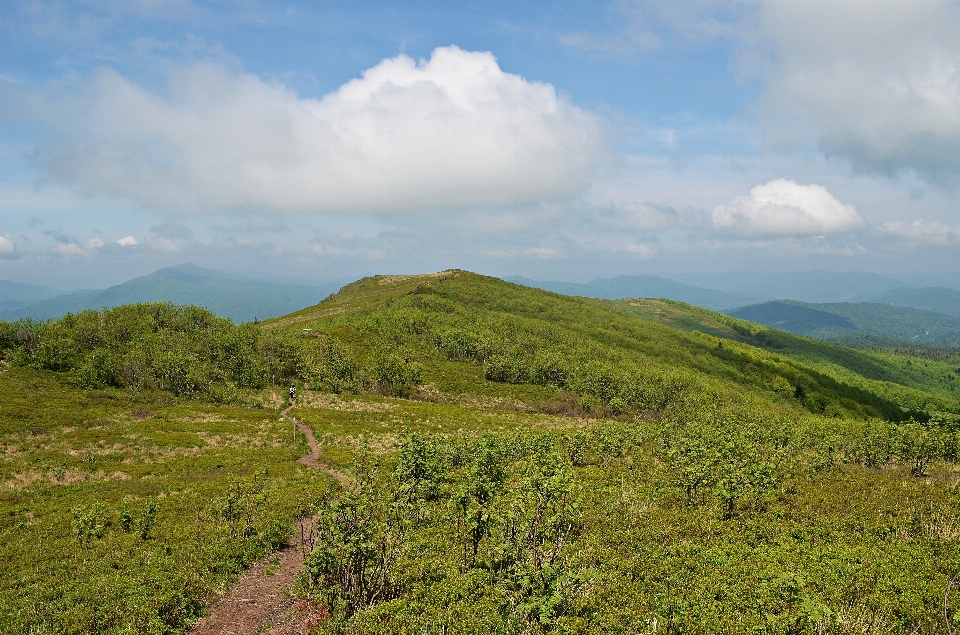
(190, 402), (349, 634)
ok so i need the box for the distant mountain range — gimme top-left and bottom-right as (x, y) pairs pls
(729, 300), (960, 348)
(0, 280), (64, 312)
(509, 271), (960, 323)
(668, 270), (910, 303)
(865, 287), (960, 319)
(6, 266), (960, 336)
(0, 264), (344, 323)
(504, 275), (758, 311)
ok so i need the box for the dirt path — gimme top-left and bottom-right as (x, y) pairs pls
(190, 403), (348, 634)
(286, 405), (350, 484)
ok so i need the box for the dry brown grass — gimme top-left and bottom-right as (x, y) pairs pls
(298, 392), (396, 412)
(1, 468), (133, 492)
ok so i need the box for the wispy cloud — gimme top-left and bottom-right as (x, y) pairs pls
(481, 247), (562, 259)
(594, 201), (707, 233)
(52, 242), (86, 256)
(881, 219), (960, 246)
(619, 243), (657, 259)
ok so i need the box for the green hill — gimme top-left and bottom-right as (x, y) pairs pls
(729, 300), (960, 348)
(727, 301), (856, 334)
(0, 263), (343, 323)
(2, 271), (959, 633)
(619, 298), (960, 405)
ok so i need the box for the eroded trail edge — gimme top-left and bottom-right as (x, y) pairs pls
(190, 404), (348, 635)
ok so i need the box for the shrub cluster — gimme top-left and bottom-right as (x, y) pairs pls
(304, 430), (603, 631)
(846, 415), (959, 475)
(0, 304), (311, 397)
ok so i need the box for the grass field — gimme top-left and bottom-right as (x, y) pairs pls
(2, 271), (959, 633)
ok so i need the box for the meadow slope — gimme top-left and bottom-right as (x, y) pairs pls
(1, 270), (958, 633)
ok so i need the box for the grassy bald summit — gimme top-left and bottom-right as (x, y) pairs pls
(266, 270), (956, 418)
(3, 270), (960, 633)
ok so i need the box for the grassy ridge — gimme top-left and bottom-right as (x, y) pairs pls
(615, 298), (960, 406)
(2, 270), (960, 633)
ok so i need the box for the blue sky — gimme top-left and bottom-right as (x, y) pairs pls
(1, 0), (959, 289)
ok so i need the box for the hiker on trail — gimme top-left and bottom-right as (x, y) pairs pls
(289, 384), (296, 403)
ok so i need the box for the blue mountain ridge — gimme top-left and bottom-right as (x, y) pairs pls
(0, 263), (344, 323)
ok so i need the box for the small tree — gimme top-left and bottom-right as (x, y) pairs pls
(72, 503), (107, 547)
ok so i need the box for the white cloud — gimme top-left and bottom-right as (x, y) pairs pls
(748, 0), (960, 184)
(881, 219), (960, 246)
(311, 243), (347, 256)
(23, 46), (606, 214)
(53, 243), (86, 256)
(620, 243), (657, 259)
(152, 239), (182, 252)
(482, 247), (561, 259)
(117, 235), (138, 246)
(0, 234), (15, 257)
(712, 179), (865, 237)
(87, 238), (105, 249)
(597, 201), (706, 232)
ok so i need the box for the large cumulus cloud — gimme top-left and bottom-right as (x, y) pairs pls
(19, 46), (606, 214)
(563, 1), (960, 185)
(712, 179), (864, 237)
(751, 0), (960, 184)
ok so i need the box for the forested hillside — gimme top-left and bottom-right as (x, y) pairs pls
(2, 271), (959, 633)
(729, 299), (960, 348)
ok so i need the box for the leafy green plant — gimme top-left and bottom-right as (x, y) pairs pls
(394, 430), (444, 501)
(137, 502), (159, 540)
(366, 352), (423, 397)
(489, 450), (582, 627)
(451, 436), (506, 570)
(894, 422), (952, 476)
(71, 503), (107, 547)
(118, 506), (134, 533)
(306, 457), (405, 619)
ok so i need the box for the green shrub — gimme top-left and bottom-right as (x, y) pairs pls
(71, 503), (107, 547)
(367, 352), (423, 397)
(894, 422), (952, 476)
(313, 336), (360, 393)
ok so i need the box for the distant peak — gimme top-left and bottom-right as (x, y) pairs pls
(150, 264), (211, 284)
(169, 262), (213, 274)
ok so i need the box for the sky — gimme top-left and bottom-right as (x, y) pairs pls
(1, 0), (959, 289)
